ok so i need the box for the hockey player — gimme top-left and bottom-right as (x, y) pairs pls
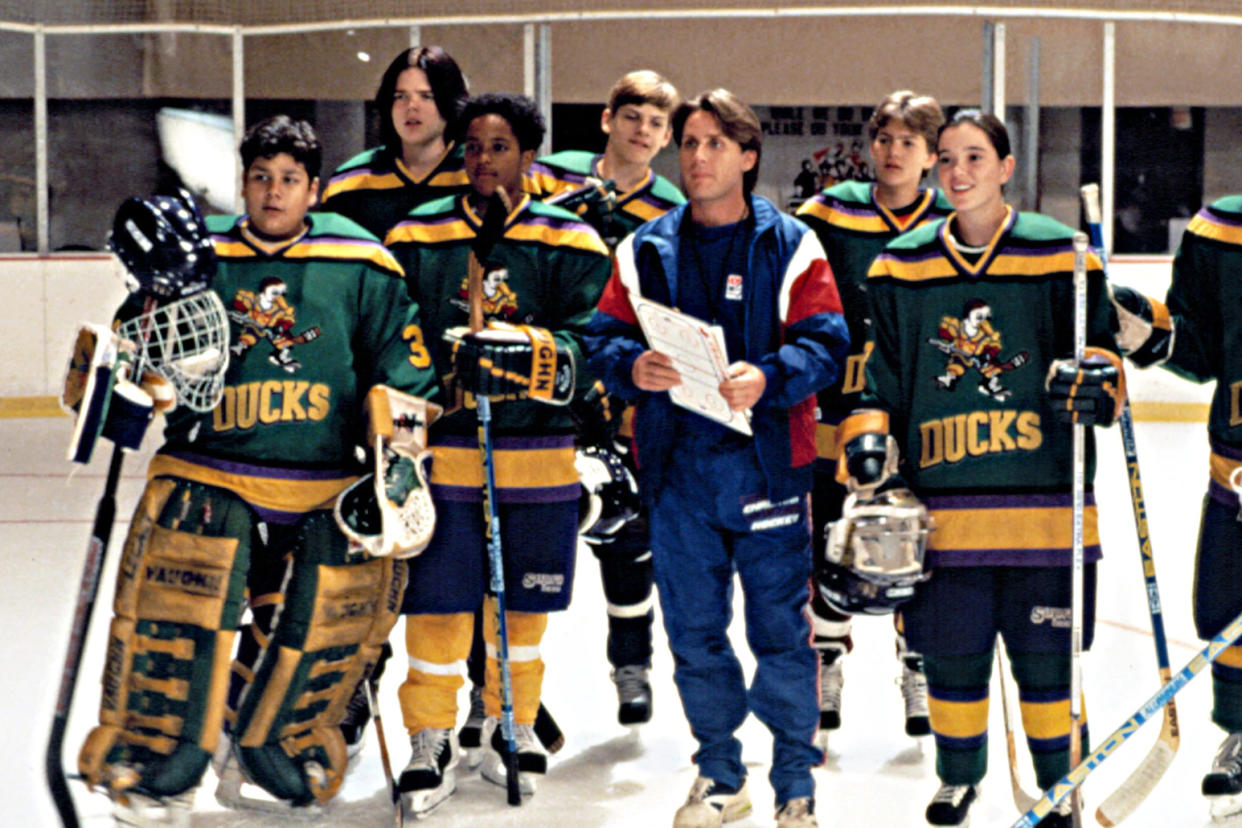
(795, 90), (951, 747)
(1104, 196), (1242, 820)
(320, 45), (470, 239)
(585, 88), (849, 828)
(383, 92), (611, 816)
(525, 69), (685, 727)
(76, 114), (442, 825)
(837, 109), (1123, 827)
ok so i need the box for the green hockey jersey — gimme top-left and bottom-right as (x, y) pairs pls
(142, 212), (440, 523)
(863, 207), (1116, 567)
(320, 142), (470, 239)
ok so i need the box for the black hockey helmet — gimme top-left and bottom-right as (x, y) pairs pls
(108, 188), (215, 299)
(575, 444), (640, 544)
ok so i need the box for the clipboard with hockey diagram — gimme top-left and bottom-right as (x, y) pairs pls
(631, 296), (753, 436)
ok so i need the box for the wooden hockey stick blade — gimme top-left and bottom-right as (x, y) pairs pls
(997, 636), (1040, 812)
(364, 679), (403, 827)
(1094, 669), (1180, 826)
(535, 702), (565, 753)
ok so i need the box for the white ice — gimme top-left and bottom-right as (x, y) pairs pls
(5, 408), (1239, 827)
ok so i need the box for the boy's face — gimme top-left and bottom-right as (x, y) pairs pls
(243, 153), (318, 239)
(391, 67), (448, 151)
(870, 120), (936, 193)
(463, 113), (534, 203)
(601, 102), (672, 168)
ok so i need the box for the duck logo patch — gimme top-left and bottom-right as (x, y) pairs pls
(229, 277), (320, 374)
(927, 298), (1028, 402)
(454, 265), (520, 321)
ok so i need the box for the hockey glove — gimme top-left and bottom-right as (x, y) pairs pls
(447, 323), (575, 405)
(1110, 283), (1173, 367)
(575, 443), (640, 544)
(569, 379), (623, 447)
(1046, 347), (1126, 427)
(835, 409), (900, 497)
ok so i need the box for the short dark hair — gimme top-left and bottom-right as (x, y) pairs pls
(240, 115), (321, 179)
(673, 89), (762, 195)
(939, 108), (1012, 160)
(375, 46), (469, 153)
(868, 90), (944, 152)
(457, 93), (546, 153)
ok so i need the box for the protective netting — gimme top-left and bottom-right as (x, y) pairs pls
(3, 0), (1242, 28)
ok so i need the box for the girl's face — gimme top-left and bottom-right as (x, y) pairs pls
(936, 122), (1015, 216)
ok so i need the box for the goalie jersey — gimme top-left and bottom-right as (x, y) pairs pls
(796, 180), (952, 470)
(862, 207), (1116, 568)
(320, 142), (470, 239)
(1161, 195), (1242, 508)
(526, 150), (685, 251)
(140, 212), (440, 523)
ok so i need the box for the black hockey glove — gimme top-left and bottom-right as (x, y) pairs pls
(1046, 347), (1125, 427)
(1110, 284), (1173, 367)
(447, 323), (575, 405)
(569, 380), (623, 447)
(844, 433), (892, 488)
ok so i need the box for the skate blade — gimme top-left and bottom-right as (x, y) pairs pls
(1209, 792), (1242, 821)
(462, 745), (485, 771)
(480, 755), (538, 796)
(214, 768), (324, 819)
(401, 775), (457, 821)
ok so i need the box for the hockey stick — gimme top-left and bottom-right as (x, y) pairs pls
(1069, 230), (1090, 828)
(364, 674), (404, 827)
(1010, 608), (1242, 828)
(1080, 182), (1178, 826)
(469, 190), (523, 806)
(546, 176), (617, 212)
(997, 634), (1039, 813)
(926, 337), (1029, 372)
(46, 443), (125, 828)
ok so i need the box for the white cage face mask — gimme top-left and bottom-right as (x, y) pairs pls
(115, 291), (230, 413)
(827, 489), (933, 584)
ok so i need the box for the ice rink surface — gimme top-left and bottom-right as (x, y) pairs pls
(6, 410), (1242, 827)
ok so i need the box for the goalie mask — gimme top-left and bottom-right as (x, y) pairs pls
(819, 487), (933, 615)
(575, 444), (639, 544)
(109, 189), (216, 299)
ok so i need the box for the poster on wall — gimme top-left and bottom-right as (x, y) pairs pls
(755, 105), (876, 213)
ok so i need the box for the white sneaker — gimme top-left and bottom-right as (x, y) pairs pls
(900, 654), (931, 736)
(673, 776), (751, 828)
(112, 789), (194, 828)
(457, 685), (487, 770)
(398, 727), (457, 818)
(480, 716), (545, 797)
(775, 796), (818, 827)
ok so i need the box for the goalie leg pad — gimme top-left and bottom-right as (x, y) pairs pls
(231, 511), (406, 805)
(79, 477), (252, 799)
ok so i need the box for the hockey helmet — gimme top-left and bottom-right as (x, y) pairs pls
(109, 188), (215, 299)
(574, 444), (640, 544)
(819, 487), (933, 615)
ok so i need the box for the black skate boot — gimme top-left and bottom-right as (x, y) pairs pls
(925, 783), (978, 826)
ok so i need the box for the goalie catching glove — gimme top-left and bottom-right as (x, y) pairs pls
(575, 443), (640, 544)
(335, 386), (442, 558)
(820, 487), (933, 616)
(1046, 346), (1126, 427)
(1110, 283), (1173, 367)
(447, 322), (575, 405)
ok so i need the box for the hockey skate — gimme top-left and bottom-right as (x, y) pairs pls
(1036, 795), (1075, 828)
(816, 650), (843, 750)
(457, 684), (488, 770)
(111, 788), (195, 828)
(775, 796), (818, 827)
(613, 664), (653, 725)
(269, 347), (301, 373)
(673, 776), (752, 828)
(480, 716), (546, 796)
(977, 374), (1012, 402)
(211, 735), (324, 819)
(900, 654), (931, 737)
(925, 783), (978, 827)
(934, 372), (958, 390)
(397, 727), (457, 819)
(1204, 732), (1242, 820)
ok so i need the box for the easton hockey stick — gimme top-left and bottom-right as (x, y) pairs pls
(46, 444), (125, 828)
(1080, 182), (1178, 826)
(997, 634), (1039, 813)
(1011, 608), (1242, 828)
(468, 189), (523, 806)
(1069, 231), (1090, 828)
(364, 675), (404, 827)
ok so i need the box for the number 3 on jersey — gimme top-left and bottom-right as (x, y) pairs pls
(403, 323), (432, 369)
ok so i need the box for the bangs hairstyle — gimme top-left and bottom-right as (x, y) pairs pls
(240, 115), (321, 180)
(868, 90), (944, 152)
(458, 93), (546, 153)
(938, 108), (1012, 160)
(607, 69), (681, 115)
(376, 46), (469, 152)
(672, 89), (762, 195)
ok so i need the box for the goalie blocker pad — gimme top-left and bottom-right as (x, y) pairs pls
(62, 323), (157, 463)
(335, 386), (442, 559)
(447, 322), (576, 405)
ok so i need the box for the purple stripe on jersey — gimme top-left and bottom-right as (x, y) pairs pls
(1206, 205), (1242, 227)
(305, 235), (380, 249)
(157, 449), (349, 480)
(923, 491), (1097, 510)
(1211, 436), (1242, 461)
(879, 247), (943, 265)
(1209, 478), (1238, 508)
(432, 433), (575, 451)
(825, 201), (874, 219)
(250, 503), (310, 525)
(927, 545), (1103, 568)
(431, 482), (580, 504)
(998, 245), (1068, 258)
(331, 166), (378, 183)
(523, 213), (593, 233)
